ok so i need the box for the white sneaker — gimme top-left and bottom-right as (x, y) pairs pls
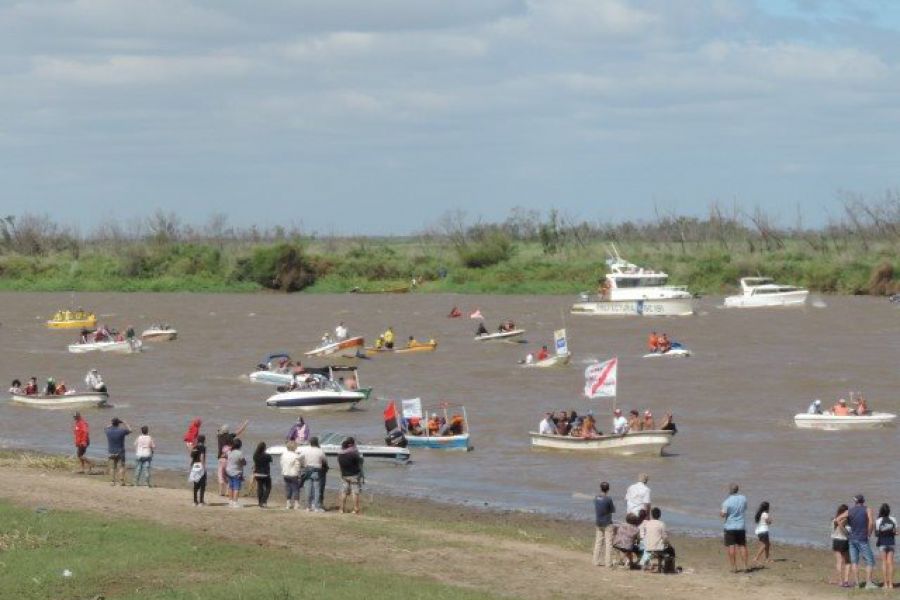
(314, 507), (325, 513)
(864, 582), (879, 589)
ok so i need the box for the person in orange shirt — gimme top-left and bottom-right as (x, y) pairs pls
(536, 345), (550, 361)
(648, 332), (659, 353)
(427, 414), (441, 436)
(832, 398), (851, 416)
(72, 412), (93, 474)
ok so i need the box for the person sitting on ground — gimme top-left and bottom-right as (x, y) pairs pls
(476, 322), (488, 336)
(536, 345), (550, 361)
(639, 507), (670, 571)
(448, 306), (462, 318)
(539, 412), (558, 435)
(642, 410), (655, 430)
(56, 380), (68, 395)
(628, 409), (642, 432)
(9, 379), (22, 394)
(855, 395), (870, 416)
(807, 399), (823, 415)
(613, 409), (629, 434)
(832, 398), (851, 416)
(45, 377), (57, 396)
(613, 513), (642, 568)
(648, 331), (659, 353)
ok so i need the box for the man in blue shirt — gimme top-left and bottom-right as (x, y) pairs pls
(593, 481), (616, 567)
(105, 417), (132, 486)
(720, 482), (748, 572)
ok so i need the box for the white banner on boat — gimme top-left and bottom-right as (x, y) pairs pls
(554, 329), (568, 356)
(584, 357), (617, 398)
(401, 398), (423, 419)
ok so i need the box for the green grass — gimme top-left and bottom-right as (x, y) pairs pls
(0, 501), (498, 600)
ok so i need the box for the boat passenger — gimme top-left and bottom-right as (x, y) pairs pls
(642, 410), (655, 430)
(476, 322), (488, 336)
(536, 345), (550, 362)
(45, 377), (57, 396)
(628, 409), (642, 432)
(448, 306), (462, 318)
(407, 336), (416, 348)
(53, 311), (63, 322)
(125, 326), (135, 340)
(556, 411), (570, 436)
(85, 368), (107, 393)
(855, 395), (870, 416)
(807, 399), (823, 415)
(427, 413), (441, 436)
(613, 409), (629, 435)
(832, 398), (851, 416)
(498, 320), (516, 333)
(344, 375), (358, 391)
(9, 379), (22, 394)
(64, 310), (73, 321)
(383, 327), (395, 350)
(75, 308), (85, 319)
(658, 334), (671, 353)
(660, 412), (677, 434)
(407, 417), (424, 436)
(581, 413), (599, 438)
(374, 336), (385, 350)
(24, 377), (38, 396)
(56, 380), (67, 395)
(648, 331), (659, 353)
(524, 353), (534, 365)
(448, 414), (465, 435)
(321, 332), (334, 346)
(335, 322), (347, 341)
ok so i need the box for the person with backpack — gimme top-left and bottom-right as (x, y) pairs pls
(876, 503), (897, 589)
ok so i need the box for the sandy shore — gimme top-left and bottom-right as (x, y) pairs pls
(0, 452), (856, 600)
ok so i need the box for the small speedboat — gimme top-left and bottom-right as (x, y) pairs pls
(793, 412), (897, 430)
(265, 386), (370, 411)
(141, 325), (177, 342)
(305, 336), (364, 357)
(10, 391), (108, 409)
(642, 343), (691, 358)
(46, 312), (97, 329)
(724, 277), (809, 308)
(529, 430), (674, 456)
(474, 329), (525, 342)
(68, 339), (143, 354)
(267, 432), (410, 462)
(522, 352), (571, 368)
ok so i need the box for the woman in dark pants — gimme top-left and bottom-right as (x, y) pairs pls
(252, 441), (272, 508)
(190, 434), (207, 506)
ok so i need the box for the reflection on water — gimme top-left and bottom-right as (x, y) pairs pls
(1, 292), (898, 544)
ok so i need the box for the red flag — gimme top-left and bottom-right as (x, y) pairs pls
(384, 400), (398, 433)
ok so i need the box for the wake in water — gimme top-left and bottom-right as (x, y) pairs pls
(811, 297), (827, 308)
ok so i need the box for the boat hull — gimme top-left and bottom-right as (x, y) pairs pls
(523, 353), (571, 368)
(249, 371), (293, 386)
(474, 329), (525, 342)
(10, 392), (108, 409)
(265, 388), (370, 411)
(642, 348), (691, 358)
(47, 317), (97, 329)
(141, 329), (177, 341)
(68, 340), (142, 354)
(724, 291), (809, 308)
(305, 336), (365, 357)
(571, 299), (694, 317)
(794, 412), (896, 430)
(365, 342), (437, 356)
(529, 430), (673, 456)
(405, 433), (471, 451)
(267, 443), (410, 462)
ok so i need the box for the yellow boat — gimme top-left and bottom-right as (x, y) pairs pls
(365, 340), (437, 356)
(46, 310), (97, 329)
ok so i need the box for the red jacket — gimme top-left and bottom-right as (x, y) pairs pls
(183, 419), (202, 445)
(73, 420), (90, 447)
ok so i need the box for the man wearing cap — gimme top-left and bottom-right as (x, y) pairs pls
(593, 481), (616, 567)
(72, 412), (93, 474)
(720, 483), (749, 572)
(613, 409), (629, 435)
(105, 417), (132, 485)
(807, 399), (823, 415)
(848, 494), (877, 589)
(625, 474), (651, 517)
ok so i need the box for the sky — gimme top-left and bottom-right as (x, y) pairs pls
(2, 0), (900, 235)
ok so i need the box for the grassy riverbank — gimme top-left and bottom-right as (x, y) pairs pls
(0, 237), (897, 296)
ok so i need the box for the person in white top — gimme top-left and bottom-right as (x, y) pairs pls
(334, 322), (348, 341)
(280, 441), (305, 509)
(613, 409), (629, 435)
(625, 473), (651, 516)
(752, 501), (773, 566)
(807, 399), (822, 415)
(539, 413), (558, 435)
(133, 425), (155, 487)
(299, 437), (329, 512)
(84, 368), (106, 392)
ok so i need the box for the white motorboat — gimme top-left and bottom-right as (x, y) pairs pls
(248, 353), (299, 385)
(474, 329), (525, 342)
(529, 430), (674, 456)
(723, 277), (809, 308)
(267, 432), (410, 462)
(642, 343), (691, 358)
(794, 412), (896, 430)
(68, 339), (143, 354)
(141, 325), (177, 341)
(264, 367), (371, 411)
(10, 391), (109, 409)
(571, 245), (694, 317)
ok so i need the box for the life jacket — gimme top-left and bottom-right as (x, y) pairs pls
(648, 335), (658, 350)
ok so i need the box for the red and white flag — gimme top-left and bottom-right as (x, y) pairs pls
(584, 357), (617, 398)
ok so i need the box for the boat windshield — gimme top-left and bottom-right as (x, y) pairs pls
(611, 276), (668, 288)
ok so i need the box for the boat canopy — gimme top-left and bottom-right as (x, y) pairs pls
(263, 352), (292, 364)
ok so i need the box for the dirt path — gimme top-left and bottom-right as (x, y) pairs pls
(0, 467), (842, 600)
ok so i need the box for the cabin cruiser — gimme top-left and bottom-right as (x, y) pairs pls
(723, 277), (808, 308)
(571, 246), (693, 317)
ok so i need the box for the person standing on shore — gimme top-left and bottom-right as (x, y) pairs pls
(832, 504), (851, 587)
(252, 442), (272, 508)
(752, 501), (772, 566)
(720, 483), (749, 573)
(876, 503), (896, 589)
(848, 494), (877, 589)
(300, 436), (328, 512)
(280, 441), (304, 510)
(189, 434), (207, 506)
(625, 474), (651, 517)
(72, 412), (93, 474)
(133, 425), (155, 487)
(337, 437), (364, 514)
(105, 417), (131, 486)
(217, 420), (248, 497)
(225, 438), (246, 508)
(592, 481), (616, 567)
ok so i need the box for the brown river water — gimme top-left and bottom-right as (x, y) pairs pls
(1, 292), (898, 544)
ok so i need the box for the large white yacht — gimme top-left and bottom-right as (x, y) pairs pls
(571, 246), (694, 317)
(723, 277), (808, 308)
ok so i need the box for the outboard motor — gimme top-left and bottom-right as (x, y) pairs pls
(385, 429), (408, 448)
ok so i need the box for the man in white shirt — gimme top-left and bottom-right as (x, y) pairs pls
(85, 368), (106, 392)
(299, 437), (329, 512)
(613, 409), (629, 434)
(625, 473), (651, 517)
(334, 322), (348, 341)
(539, 413), (558, 435)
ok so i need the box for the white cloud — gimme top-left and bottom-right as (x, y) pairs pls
(31, 54), (254, 85)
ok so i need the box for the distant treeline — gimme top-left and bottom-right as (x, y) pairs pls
(1, 194), (899, 295)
